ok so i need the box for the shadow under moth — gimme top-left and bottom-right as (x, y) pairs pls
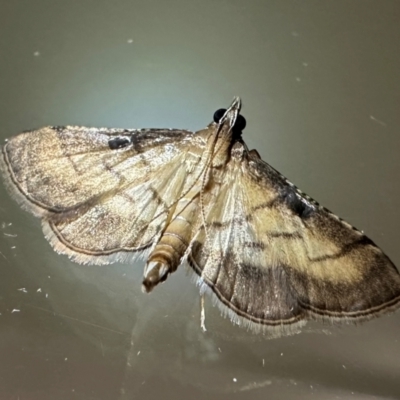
(1, 97), (399, 336)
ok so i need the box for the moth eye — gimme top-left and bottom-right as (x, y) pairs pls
(233, 114), (246, 132)
(108, 137), (130, 150)
(213, 108), (246, 134)
(213, 108), (227, 123)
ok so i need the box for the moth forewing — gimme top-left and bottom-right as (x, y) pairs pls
(1, 97), (399, 337)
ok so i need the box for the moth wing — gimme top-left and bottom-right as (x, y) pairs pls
(1, 126), (195, 215)
(1, 126), (201, 264)
(189, 142), (400, 335)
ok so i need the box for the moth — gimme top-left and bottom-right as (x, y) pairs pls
(1, 97), (400, 336)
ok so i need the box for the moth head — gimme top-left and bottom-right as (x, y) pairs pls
(213, 96), (246, 140)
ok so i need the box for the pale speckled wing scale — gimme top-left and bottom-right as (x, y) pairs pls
(1, 97), (400, 336)
(0, 126), (200, 265)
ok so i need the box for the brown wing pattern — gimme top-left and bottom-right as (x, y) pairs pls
(1, 126), (199, 264)
(2, 101), (399, 336)
(188, 142), (400, 334)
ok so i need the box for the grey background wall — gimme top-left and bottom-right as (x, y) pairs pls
(0, 1), (399, 399)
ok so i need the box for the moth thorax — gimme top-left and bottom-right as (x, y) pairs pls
(211, 135), (234, 167)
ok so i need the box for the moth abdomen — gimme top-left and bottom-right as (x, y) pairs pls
(142, 232), (189, 293)
(142, 196), (199, 293)
(149, 234), (186, 267)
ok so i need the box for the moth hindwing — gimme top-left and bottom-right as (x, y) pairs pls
(1, 97), (399, 336)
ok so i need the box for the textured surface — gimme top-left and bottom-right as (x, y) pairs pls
(0, 1), (400, 399)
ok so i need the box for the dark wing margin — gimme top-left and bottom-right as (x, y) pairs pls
(249, 153), (400, 322)
(187, 141), (400, 336)
(188, 245), (308, 337)
(1, 126), (194, 265)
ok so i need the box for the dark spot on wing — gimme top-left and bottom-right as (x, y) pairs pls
(280, 187), (314, 219)
(108, 137), (131, 150)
